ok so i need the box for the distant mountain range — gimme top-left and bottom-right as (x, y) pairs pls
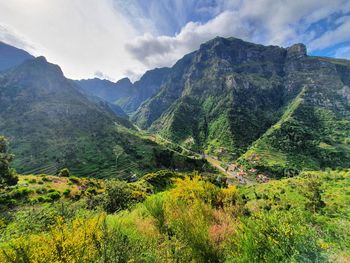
(0, 42), (205, 177)
(76, 67), (171, 114)
(1, 37), (350, 177)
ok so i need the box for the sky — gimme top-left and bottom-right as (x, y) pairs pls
(1, 0), (350, 81)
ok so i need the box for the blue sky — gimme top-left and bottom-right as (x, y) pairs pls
(0, 0), (350, 81)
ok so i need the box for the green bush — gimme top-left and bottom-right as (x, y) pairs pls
(35, 188), (47, 194)
(42, 176), (50, 182)
(143, 170), (180, 192)
(103, 180), (133, 213)
(63, 189), (71, 196)
(0, 136), (18, 186)
(10, 187), (33, 199)
(228, 211), (324, 262)
(69, 176), (79, 184)
(144, 193), (166, 231)
(86, 187), (97, 195)
(58, 168), (70, 177)
(45, 191), (61, 201)
(28, 179), (37, 184)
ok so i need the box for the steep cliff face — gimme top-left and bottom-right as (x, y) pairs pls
(133, 37), (350, 172)
(133, 37), (289, 152)
(241, 54), (350, 175)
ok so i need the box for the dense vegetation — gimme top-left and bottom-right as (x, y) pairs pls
(0, 169), (349, 262)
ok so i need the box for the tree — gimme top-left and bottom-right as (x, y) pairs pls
(58, 168), (70, 177)
(0, 136), (18, 186)
(302, 174), (326, 213)
(103, 180), (133, 213)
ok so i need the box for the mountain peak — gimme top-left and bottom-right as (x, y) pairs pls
(5, 56), (67, 89)
(116, 77), (132, 86)
(35, 56), (48, 63)
(19, 56), (64, 75)
(286, 43), (307, 59)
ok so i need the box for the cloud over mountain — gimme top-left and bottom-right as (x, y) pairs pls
(1, 0), (350, 80)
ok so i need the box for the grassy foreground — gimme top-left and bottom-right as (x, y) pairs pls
(0, 169), (349, 262)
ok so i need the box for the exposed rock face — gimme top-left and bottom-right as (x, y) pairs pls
(337, 85), (350, 101)
(286, 43), (307, 59)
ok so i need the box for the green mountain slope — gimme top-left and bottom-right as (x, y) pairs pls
(240, 60), (350, 175)
(133, 37), (350, 172)
(0, 56), (205, 177)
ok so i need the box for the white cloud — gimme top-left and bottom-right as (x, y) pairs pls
(0, 0), (145, 81)
(125, 0), (350, 69)
(125, 11), (255, 68)
(0, 24), (39, 55)
(309, 19), (350, 51)
(1, 0), (350, 81)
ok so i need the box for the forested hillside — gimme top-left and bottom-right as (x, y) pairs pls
(0, 54), (205, 178)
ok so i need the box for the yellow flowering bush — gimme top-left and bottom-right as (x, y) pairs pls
(1, 215), (104, 262)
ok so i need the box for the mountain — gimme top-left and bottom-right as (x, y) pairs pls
(76, 67), (171, 114)
(0, 56), (205, 177)
(133, 37), (350, 175)
(76, 77), (133, 105)
(73, 80), (128, 118)
(0, 41), (33, 71)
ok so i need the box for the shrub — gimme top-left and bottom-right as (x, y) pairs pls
(58, 168), (70, 177)
(143, 170), (180, 192)
(68, 176), (79, 184)
(301, 175), (326, 213)
(0, 136), (18, 186)
(170, 176), (220, 205)
(63, 189), (71, 196)
(46, 191), (61, 201)
(35, 188), (47, 194)
(10, 187), (33, 199)
(86, 187), (97, 195)
(28, 178), (37, 184)
(164, 198), (222, 262)
(103, 180), (133, 213)
(144, 193), (166, 231)
(228, 211), (324, 262)
(42, 176), (50, 182)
